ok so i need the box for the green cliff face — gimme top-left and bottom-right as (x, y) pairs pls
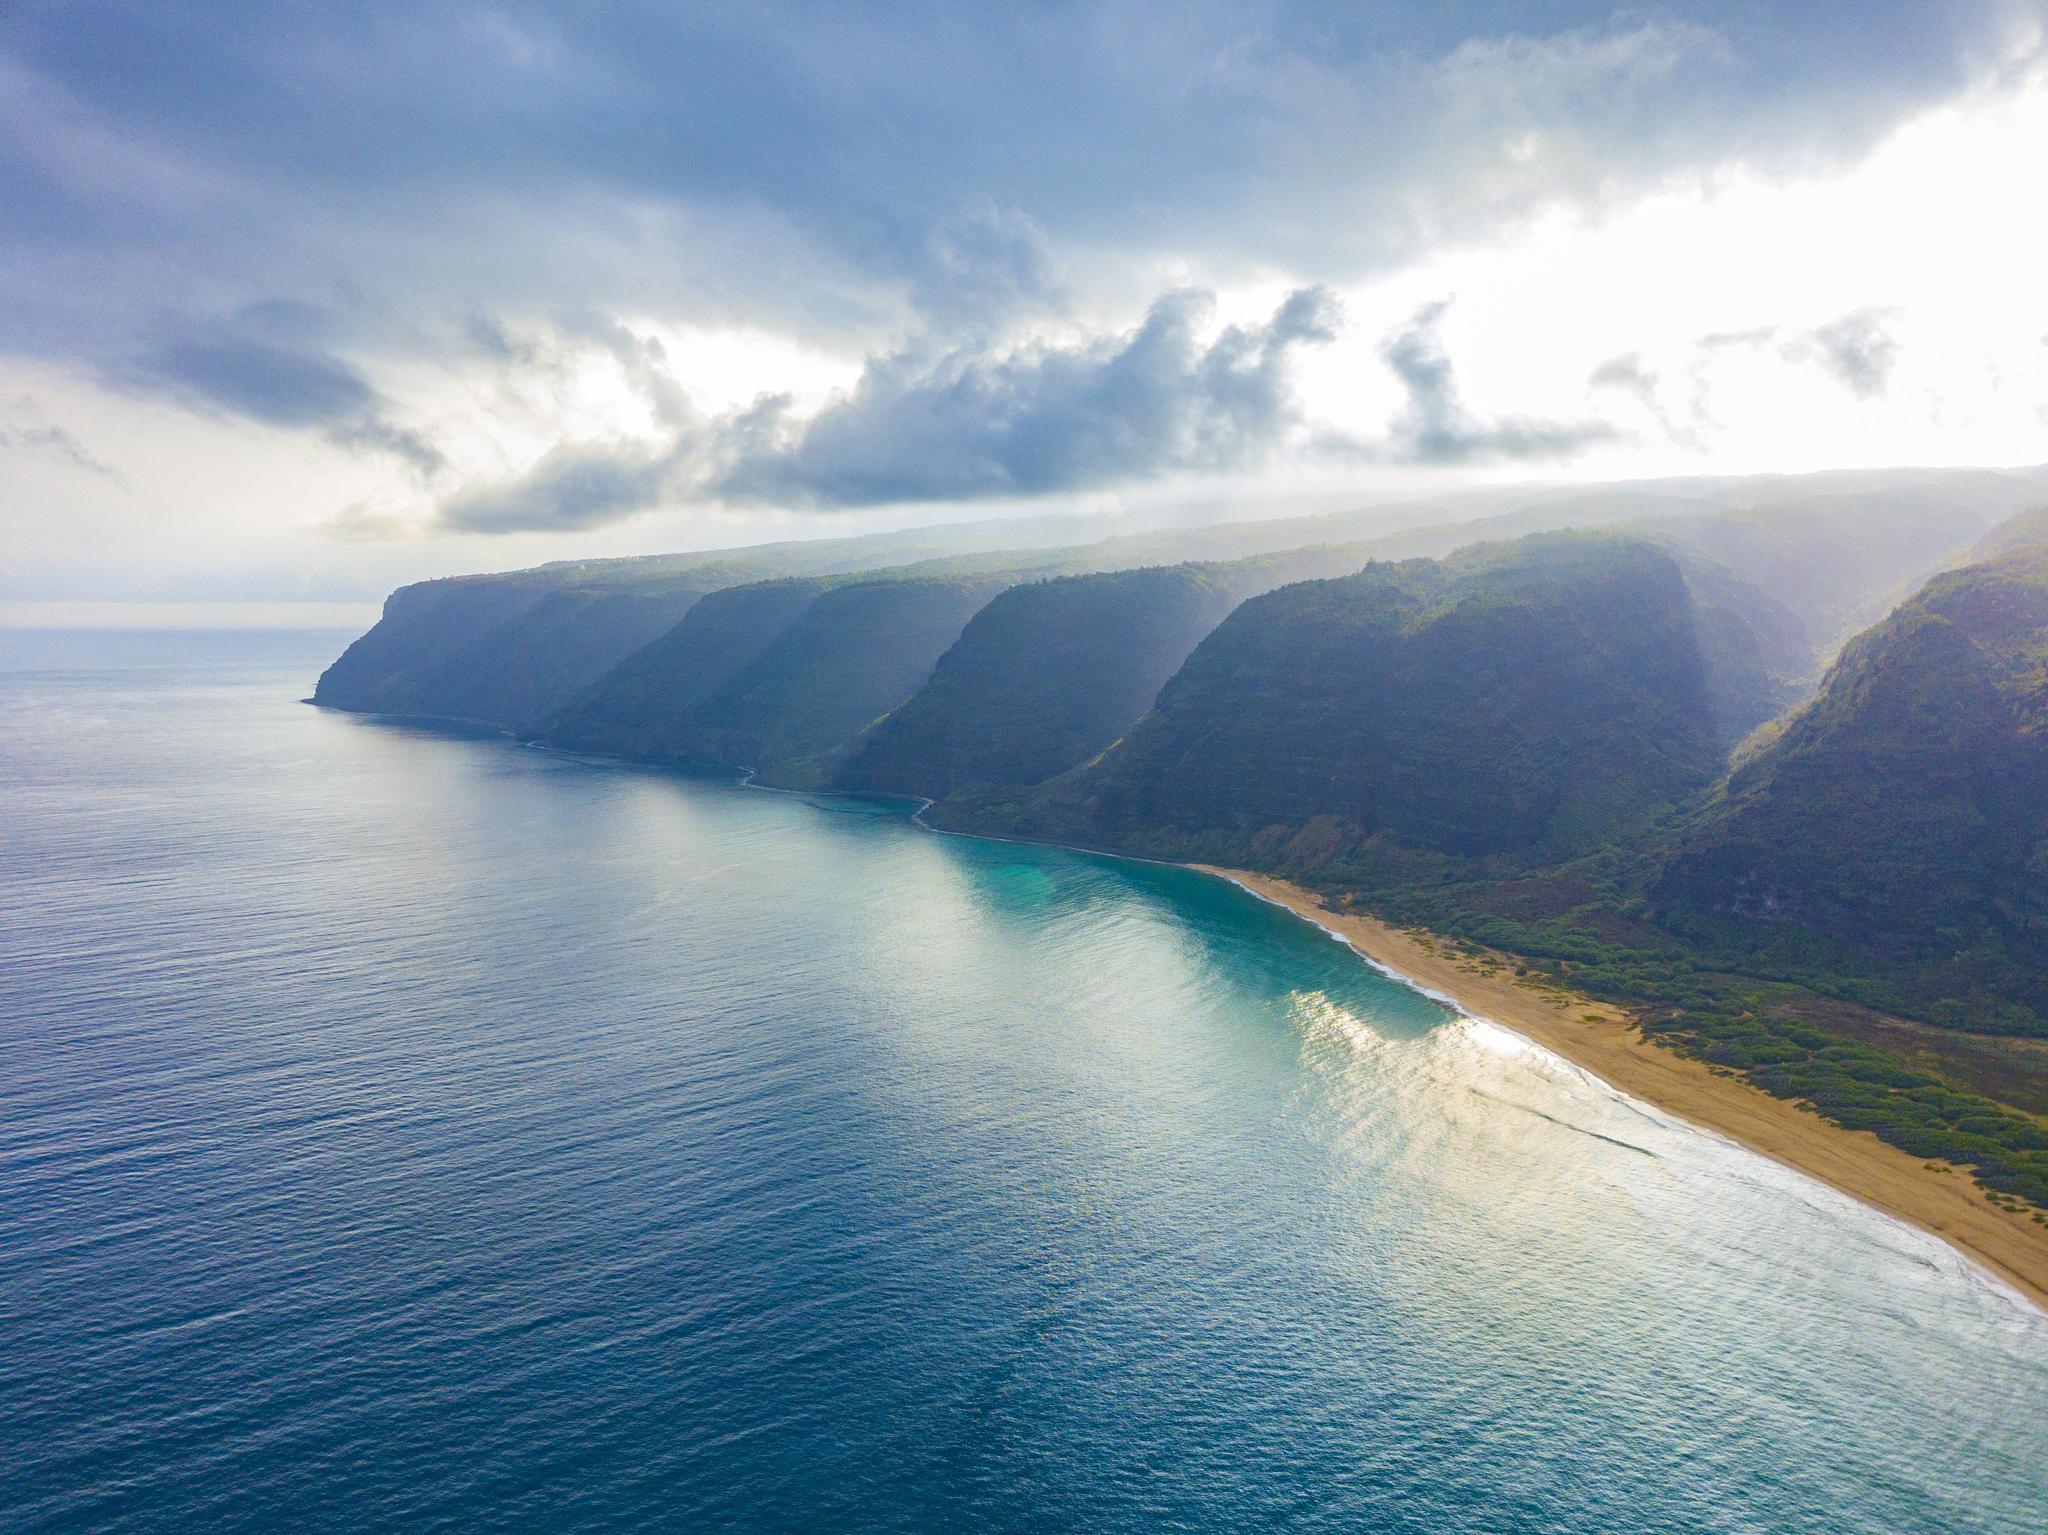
(983, 533), (1727, 864)
(312, 548), (852, 729)
(834, 543), (1390, 806)
(316, 470), (2031, 738)
(1658, 541), (2048, 1019)
(653, 575), (1013, 788)
(543, 577), (841, 759)
(1968, 502), (2048, 564)
(309, 520), (1112, 730)
(836, 565), (1242, 803)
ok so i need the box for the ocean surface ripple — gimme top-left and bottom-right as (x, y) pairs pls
(2, 631), (2043, 1533)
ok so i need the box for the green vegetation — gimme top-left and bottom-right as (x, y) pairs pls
(312, 539), (912, 728)
(1659, 540), (2048, 1028)
(990, 533), (1728, 859)
(651, 575), (1012, 788)
(317, 468), (2048, 1210)
(838, 543), (1388, 806)
(948, 520), (2048, 1209)
(839, 564), (1243, 802)
(543, 577), (842, 759)
(1288, 846), (2048, 1209)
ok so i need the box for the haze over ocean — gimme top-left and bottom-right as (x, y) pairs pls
(2, 629), (2042, 1534)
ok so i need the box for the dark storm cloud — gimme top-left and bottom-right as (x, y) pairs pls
(1370, 301), (1615, 465)
(0, 1), (2032, 406)
(143, 335), (376, 429)
(438, 286), (1342, 532)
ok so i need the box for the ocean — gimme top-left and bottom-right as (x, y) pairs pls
(2, 629), (2043, 1533)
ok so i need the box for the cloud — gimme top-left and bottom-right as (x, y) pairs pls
(311, 499), (427, 542)
(439, 440), (678, 534)
(1790, 307), (1901, 398)
(463, 312), (546, 368)
(1589, 351), (1702, 447)
(437, 285), (1342, 531)
(0, 2), (2030, 383)
(1694, 308), (1904, 400)
(0, 2), (2034, 554)
(1698, 326), (1780, 350)
(906, 204), (1062, 333)
(715, 285), (1341, 506)
(1368, 301), (1616, 465)
(553, 311), (696, 429)
(126, 325), (446, 474)
(0, 397), (121, 479)
(1588, 352), (1659, 405)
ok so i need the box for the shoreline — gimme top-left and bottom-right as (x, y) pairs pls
(1200, 866), (2048, 1316)
(317, 706), (2048, 1315)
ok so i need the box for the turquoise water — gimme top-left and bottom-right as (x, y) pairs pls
(2, 629), (2044, 1533)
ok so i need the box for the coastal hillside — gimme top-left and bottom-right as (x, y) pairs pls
(835, 565), (1242, 804)
(314, 467), (2030, 735)
(308, 514), (1209, 729)
(315, 545), (890, 728)
(1658, 539), (2048, 1029)
(310, 505), (1483, 730)
(643, 574), (1013, 788)
(982, 533), (1726, 863)
(355, 586), (706, 731)
(1970, 502), (2048, 562)
(538, 496), (1722, 774)
(835, 543), (1397, 805)
(543, 577), (844, 760)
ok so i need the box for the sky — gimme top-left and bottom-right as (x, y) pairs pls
(3, 1), (2047, 622)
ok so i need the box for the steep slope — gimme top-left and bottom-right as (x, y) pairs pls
(835, 543), (1390, 804)
(1666, 555), (1811, 745)
(1658, 544), (2048, 1025)
(662, 575), (1012, 788)
(312, 572), (558, 719)
(318, 557), (826, 728)
(1969, 503), (2048, 563)
(312, 517), (1162, 729)
(543, 578), (839, 758)
(391, 586), (706, 729)
(836, 565), (1239, 803)
(534, 506), (1656, 782)
(983, 533), (1723, 865)
(317, 466), (2035, 734)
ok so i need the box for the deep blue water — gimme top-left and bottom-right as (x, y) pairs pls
(1, 629), (2044, 1533)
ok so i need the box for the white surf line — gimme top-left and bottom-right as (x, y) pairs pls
(1208, 870), (2047, 1321)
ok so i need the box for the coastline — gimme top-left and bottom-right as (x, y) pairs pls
(316, 706), (2048, 1315)
(1200, 866), (2048, 1316)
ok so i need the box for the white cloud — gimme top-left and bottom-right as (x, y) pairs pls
(1286, 63), (2048, 478)
(6, 51), (2048, 601)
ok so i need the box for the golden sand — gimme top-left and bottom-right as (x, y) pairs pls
(1202, 866), (2048, 1313)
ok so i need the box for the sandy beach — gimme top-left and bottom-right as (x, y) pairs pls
(1202, 866), (2048, 1314)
